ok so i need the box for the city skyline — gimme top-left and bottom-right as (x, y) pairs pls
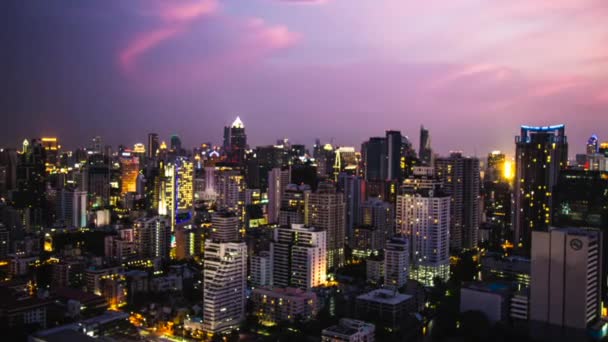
(3, 0), (608, 155)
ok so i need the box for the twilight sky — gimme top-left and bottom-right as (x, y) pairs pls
(2, 0), (607, 157)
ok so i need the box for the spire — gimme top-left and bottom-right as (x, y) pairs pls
(231, 116), (244, 129)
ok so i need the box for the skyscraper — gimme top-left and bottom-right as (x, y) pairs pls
(268, 167), (291, 224)
(224, 117), (247, 164)
(338, 173), (365, 246)
(419, 126), (432, 166)
(147, 133), (159, 159)
(306, 181), (346, 269)
(360, 198), (394, 242)
(55, 189), (87, 228)
(120, 154), (139, 196)
(514, 125), (568, 252)
(384, 236), (409, 289)
(210, 210), (240, 243)
(397, 167), (450, 286)
(435, 152), (481, 250)
(530, 228), (602, 329)
(271, 224), (327, 290)
(385, 130), (402, 181)
(202, 241), (247, 334)
(361, 137), (386, 181)
(134, 216), (170, 259)
(170, 135), (182, 155)
(278, 184), (310, 227)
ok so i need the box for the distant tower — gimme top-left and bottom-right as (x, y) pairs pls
(514, 125), (568, 253)
(147, 133), (159, 159)
(361, 137), (386, 181)
(587, 134), (599, 155)
(225, 116), (247, 164)
(435, 152), (481, 250)
(170, 135), (182, 154)
(268, 167), (291, 224)
(385, 130), (402, 181)
(384, 236), (409, 289)
(419, 126), (432, 166)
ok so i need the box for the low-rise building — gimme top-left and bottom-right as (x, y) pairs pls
(460, 282), (510, 323)
(251, 287), (318, 324)
(322, 318), (375, 342)
(355, 289), (414, 329)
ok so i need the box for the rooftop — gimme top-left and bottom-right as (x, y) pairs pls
(357, 288), (412, 305)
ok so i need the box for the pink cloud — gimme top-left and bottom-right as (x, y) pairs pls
(118, 0), (218, 73)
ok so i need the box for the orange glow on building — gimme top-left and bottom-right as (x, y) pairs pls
(120, 156), (139, 195)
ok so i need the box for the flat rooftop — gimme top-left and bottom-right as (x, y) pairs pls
(357, 288), (412, 305)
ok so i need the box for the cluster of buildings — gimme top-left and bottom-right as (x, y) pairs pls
(0, 118), (607, 340)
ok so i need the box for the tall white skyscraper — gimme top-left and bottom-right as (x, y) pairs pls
(530, 228), (602, 329)
(268, 167), (290, 224)
(271, 224), (327, 290)
(397, 167), (450, 286)
(203, 241), (247, 334)
(384, 236), (409, 289)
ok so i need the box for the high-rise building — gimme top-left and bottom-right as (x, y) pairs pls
(215, 167), (245, 214)
(362, 137), (386, 181)
(120, 155), (139, 196)
(385, 131), (402, 181)
(170, 135), (182, 155)
(435, 152), (481, 250)
(175, 157), (194, 211)
(134, 216), (170, 260)
(552, 169), (608, 306)
(333, 147), (359, 180)
(419, 126), (432, 166)
(397, 167), (450, 286)
(587, 134), (599, 155)
(210, 211), (240, 243)
(224, 117), (247, 164)
(339, 173), (365, 246)
(250, 251), (272, 287)
(279, 184), (310, 227)
(360, 198), (394, 241)
(384, 236), (409, 289)
(202, 241), (247, 334)
(55, 189), (87, 228)
(514, 125), (568, 252)
(306, 181), (346, 269)
(147, 133), (159, 159)
(268, 167), (291, 224)
(271, 224), (327, 290)
(530, 228), (602, 329)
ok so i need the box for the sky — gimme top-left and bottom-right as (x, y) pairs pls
(1, 0), (607, 157)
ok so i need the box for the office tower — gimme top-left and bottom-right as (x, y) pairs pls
(223, 116), (247, 164)
(333, 147), (359, 180)
(384, 236), (409, 289)
(553, 169), (608, 306)
(147, 133), (159, 159)
(360, 198), (394, 241)
(211, 211), (240, 242)
(14, 139), (47, 229)
(215, 168), (245, 213)
(486, 151), (507, 183)
(279, 183), (310, 226)
(134, 216), (170, 260)
(419, 126), (433, 166)
(271, 224), (327, 290)
(85, 153), (110, 206)
(175, 221), (202, 260)
(316, 143), (335, 178)
(530, 228), (602, 329)
(91, 136), (103, 154)
(268, 167), (291, 224)
(175, 157), (194, 210)
(170, 134), (182, 155)
(40, 137), (59, 172)
(587, 134), (599, 155)
(435, 152), (481, 250)
(306, 181), (346, 269)
(339, 173), (365, 246)
(397, 167), (450, 286)
(385, 130), (402, 181)
(250, 251), (272, 287)
(0, 148), (18, 194)
(362, 137), (386, 181)
(484, 151), (513, 246)
(120, 154), (139, 196)
(202, 241), (247, 334)
(55, 189), (87, 228)
(514, 125), (568, 252)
